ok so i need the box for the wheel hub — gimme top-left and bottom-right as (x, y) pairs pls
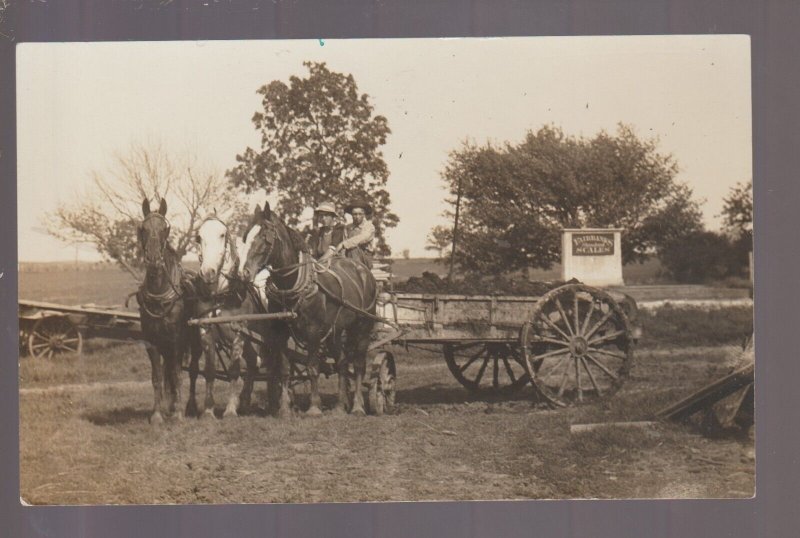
(569, 336), (588, 357)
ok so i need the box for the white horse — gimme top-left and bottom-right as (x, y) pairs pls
(187, 215), (268, 418)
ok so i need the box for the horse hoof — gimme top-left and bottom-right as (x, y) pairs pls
(150, 412), (164, 425)
(330, 406), (347, 416)
(277, 407), (292, 420)
(173, 411), (185, 422)
(351, 407), (366, 417)
(202, 409), (217, 420)
(305, 406), (323, 417)
(185, 401), (198, 418)
(223, 407), (238, 418)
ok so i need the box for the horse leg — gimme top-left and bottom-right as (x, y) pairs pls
(146, 343), (165, 425)
(185, 329), (202, 417)
(266, 354), (281, 416)
(162, 347), (177, 419)
(305, 340), (323, 417)
(169, 334), (187, 421)
(348, 329), (371, 417)
(201, 328), (217, 419)
(224, 325), (245, 418)
(238, 342), (257, 415)
(350, 360), (366, 416)
(277, 349), (293, 419)
(268, 325), (293, 419)
(332, 343), (348, 416)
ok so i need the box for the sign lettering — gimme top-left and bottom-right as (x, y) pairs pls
(572, 232), (614, 256)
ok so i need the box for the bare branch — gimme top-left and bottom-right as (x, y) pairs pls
(45, 139), (243, 272)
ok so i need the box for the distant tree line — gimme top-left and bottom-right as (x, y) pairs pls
(47, 61), (751, 286)
(659, 180), (752, 283)
(430, 125), (752, 284)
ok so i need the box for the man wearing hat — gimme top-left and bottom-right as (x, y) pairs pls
(322, 199), (375, 268)
(308, 201), (345, 259)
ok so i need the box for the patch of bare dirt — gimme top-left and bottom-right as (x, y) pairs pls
(19, 344), (754, 504)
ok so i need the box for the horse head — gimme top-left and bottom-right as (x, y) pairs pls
(196, 215), (232, 287)
(138, 198), (171, 268)
(241, 201), (307, 283)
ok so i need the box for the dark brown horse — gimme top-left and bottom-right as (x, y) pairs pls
(241, 202), (378, 417)
(137, 198), (201, 424)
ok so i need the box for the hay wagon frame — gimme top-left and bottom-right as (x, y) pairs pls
(18, 299), (142, 359)
(20, 280), (640, 412)
(190, 281), (641, 412)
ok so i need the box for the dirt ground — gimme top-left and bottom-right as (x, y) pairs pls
(19, 339), (754, 504)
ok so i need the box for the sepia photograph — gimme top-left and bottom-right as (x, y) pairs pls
(17, 35), (754, 504)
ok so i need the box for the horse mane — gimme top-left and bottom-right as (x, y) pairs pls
(269, 213), (309, 254)
(286, 226), (310, 254)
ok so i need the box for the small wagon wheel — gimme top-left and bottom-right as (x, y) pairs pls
(27, 316), (83, 359)
(287, 359), (314, 409)
(367, 351), (397, 416)
(444, 341), (531, 395)
(520, 283), (633, 407)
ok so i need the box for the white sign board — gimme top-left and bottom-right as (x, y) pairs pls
(561, 228), (624, 286)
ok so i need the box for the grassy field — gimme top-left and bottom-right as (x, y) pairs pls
(18, 267), (754, 504)
(19, 257), (673, 304)
(383, 257), (676, 285)
(20, 340), (754, 503)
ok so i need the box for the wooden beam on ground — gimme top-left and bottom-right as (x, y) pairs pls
(656, 363), (754, 422)
(570, 421), (657, 434)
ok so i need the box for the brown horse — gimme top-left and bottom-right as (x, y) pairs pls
(136, 198), (201, 424)
(241, 202), (378, 417)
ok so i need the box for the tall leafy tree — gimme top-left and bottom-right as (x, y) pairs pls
(439, 124), (703, 274)
(227, 61), (398, 256)
(719, 179), (754, 275)
(720, 180), (753, 236)
(425, 225), (453, 259)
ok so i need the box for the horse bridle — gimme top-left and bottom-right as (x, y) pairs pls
(138, 212), (183, 318)
(198, 215), (239, 284)
(140, 212), (172, 268)
(249, 220), (281, 276)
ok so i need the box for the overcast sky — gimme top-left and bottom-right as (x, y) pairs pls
(17, 35), (751, 261)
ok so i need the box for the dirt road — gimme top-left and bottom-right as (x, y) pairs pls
(19, 343), (754, 504)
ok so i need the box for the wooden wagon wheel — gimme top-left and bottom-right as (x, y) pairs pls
(367, 351), (397, 416)
(520, 283), (633, 407)
(27, 316), (83, 359)
(444, 341), (531, 395)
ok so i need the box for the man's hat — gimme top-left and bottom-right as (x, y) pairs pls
(314, 201), (337, 215)
(344, 200), (373, 217)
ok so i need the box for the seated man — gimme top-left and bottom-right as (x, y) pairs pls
(307, 202), (345, 259)
(334, 200), (375, 269)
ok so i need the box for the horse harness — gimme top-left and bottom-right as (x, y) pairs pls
(134, 212), (187, 320)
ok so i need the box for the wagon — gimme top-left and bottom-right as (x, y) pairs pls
(190, 281), (640, 412)
(378, 282), (640, 408)
(19, 299), (142, 359)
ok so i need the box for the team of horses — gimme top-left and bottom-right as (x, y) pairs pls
(136, 198), (378, 424)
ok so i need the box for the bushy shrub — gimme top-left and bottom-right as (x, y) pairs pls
(393, 271), (572, 296)
(658, 231), (744, 284)
(638, 304), (753, 348)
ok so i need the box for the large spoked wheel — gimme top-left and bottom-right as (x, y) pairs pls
(444, 341), (531, 396)
(367, 351), (397, 416)
(27, 316), (83, 359)
(520, 284), (633, 407)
